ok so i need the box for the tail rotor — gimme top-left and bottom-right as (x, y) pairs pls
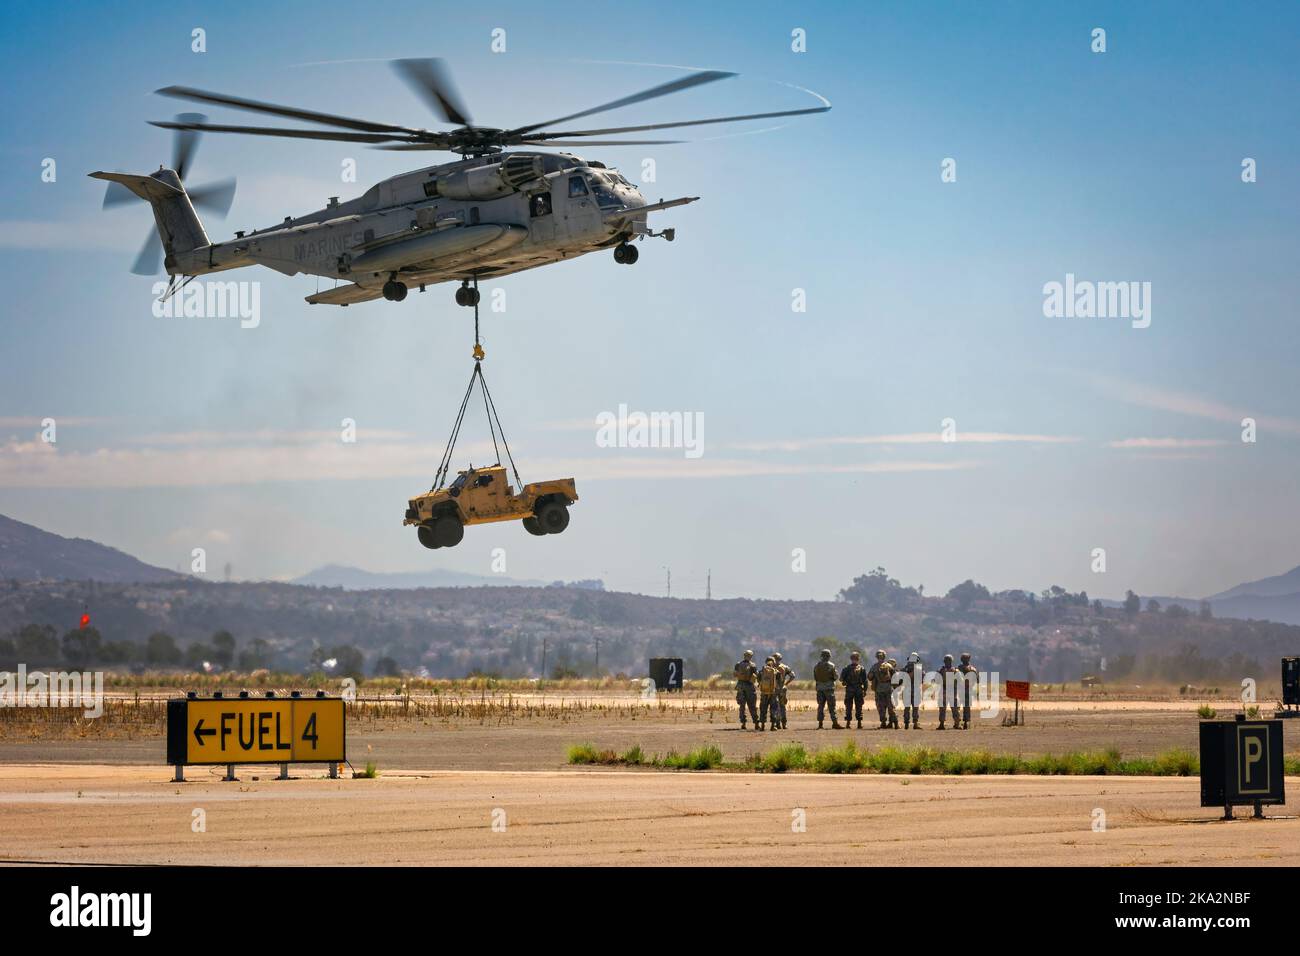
(99, 113), (237, 275)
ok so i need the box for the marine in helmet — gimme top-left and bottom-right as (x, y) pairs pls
(957, 652), (979, 729)
(840, 651), (869, 729)
(899, 651), (923, 729)
(936, 653), (958, 729)
(733, 649), (760, 730)
(758, 656), (782, 731)
(812, 649), (843, 729)
(867, 650), (898, 729)
(773, 652), (794, 729)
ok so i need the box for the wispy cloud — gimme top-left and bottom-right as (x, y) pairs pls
(0, 436), (977, 489)
(1107, 437), (1229, 449)
(727, 432), (1080, 453)
(1095, 375), (1300, 435)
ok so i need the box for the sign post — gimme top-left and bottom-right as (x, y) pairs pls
(1005, 680), (1029, 725)
(648, 658), (684, 693)
(167, 693), (346, 780)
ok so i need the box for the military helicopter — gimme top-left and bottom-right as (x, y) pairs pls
(91, 59), (829, 307)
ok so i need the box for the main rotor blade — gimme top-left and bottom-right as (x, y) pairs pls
(517, 138), (684, 146)
(156, 85), (424, 136)
(102, 180), (138, 208)
(188, 178), (237, 217)
(507, 70), (735, 138)
(391, 58), (472, 127)
(172, 112), (205, 179)
(518, 104), (831, 142)
(151, 120), (408, 145)
(130, 230), (163, 276)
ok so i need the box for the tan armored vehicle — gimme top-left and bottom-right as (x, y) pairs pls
(403, 464), (577, 549)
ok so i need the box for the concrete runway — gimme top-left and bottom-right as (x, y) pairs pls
(1, 763), (1296, 866)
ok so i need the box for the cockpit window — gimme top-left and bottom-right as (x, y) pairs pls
(451, 473), (468, 490)
(588, 177), (622, 209)
(568, 176), (589, 198)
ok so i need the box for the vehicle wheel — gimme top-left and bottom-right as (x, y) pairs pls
(391, 282), (407, 302)
(623, 243), (639, 264)
(536, 500), (570, 534)
(417, 525), (441, 550)
(433, 515), (464, 548)
(467, 288), (480, 306)
(522, 516), (546, 536)
(383, 281), (398, 301)
(613, 244), (627, 264)
(455, 286), (467, 306)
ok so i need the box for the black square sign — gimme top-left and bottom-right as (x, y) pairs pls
(1202, 719), (1285, 808)
(648, 658), (683, 692)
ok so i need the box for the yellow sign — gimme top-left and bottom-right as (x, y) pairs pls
(182, 698), (345, 765)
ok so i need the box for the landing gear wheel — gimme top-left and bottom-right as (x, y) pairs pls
(535, 501), (570, 534)
(622, 243), (638, 264)
(383, 280), (407, 302)
(522, 516), (546, 536)
(417, 525), (441, 550)
(455, 285), (480, 307)
(432, 515), (464, 548)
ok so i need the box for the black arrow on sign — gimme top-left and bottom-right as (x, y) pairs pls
(193, 718), (216, 747)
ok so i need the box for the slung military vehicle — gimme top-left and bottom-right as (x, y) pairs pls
(91, 58), (828, 306)
(404, 465), (577, 549)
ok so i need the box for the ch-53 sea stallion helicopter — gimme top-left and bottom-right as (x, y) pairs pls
(92, 59), (829, 307)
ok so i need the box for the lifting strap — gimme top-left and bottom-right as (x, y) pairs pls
(432, 279), (523, 492)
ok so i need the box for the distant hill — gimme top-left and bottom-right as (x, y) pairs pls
(292, 564), (547, 590)
(0, 514), (179, 584)
(1211, 565), (1300, 601)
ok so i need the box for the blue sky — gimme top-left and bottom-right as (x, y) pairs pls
(1, 1), (1298, 600)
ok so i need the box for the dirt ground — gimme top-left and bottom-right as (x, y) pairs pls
(1, 696), (1296, 866)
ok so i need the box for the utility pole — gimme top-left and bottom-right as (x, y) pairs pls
(541, 637), (548, 679)
(594, 636), (601, 675)
(706, 568), (712, 600)
(666, 567), (672, 599)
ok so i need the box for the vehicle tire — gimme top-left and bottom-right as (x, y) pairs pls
(468, 288), (480, 306)
(392, 282), (407, 302)
(383, 280), (398, 301)
(613, 244), (627, 264)
(455, 286), (467, 306)
(536, 500), (570, 534)
(522, 516), (546, 536)
(417, 525), (440, 550)
(623, 243), (639, 264)
(433, 514), (464, 548)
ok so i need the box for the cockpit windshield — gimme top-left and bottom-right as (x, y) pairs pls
(587, 173), (622, 209)
(451, 473), (469, 491)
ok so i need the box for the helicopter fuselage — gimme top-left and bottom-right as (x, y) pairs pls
(169, 150), (693, 305)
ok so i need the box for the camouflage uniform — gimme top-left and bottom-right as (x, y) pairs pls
(734, 651), (760, 729)
(899, 653), (923, 729)
(773, 653), (794, 729)
(840, 654), (869, 728)
(936, 655), (959, 729)
(758, 659), (781, 731)
(958, 653), (978, 729)
(867, 651), (898, 728)
(813, 650), (842, 729)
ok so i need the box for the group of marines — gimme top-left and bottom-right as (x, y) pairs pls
(733, 648), (979, 731)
